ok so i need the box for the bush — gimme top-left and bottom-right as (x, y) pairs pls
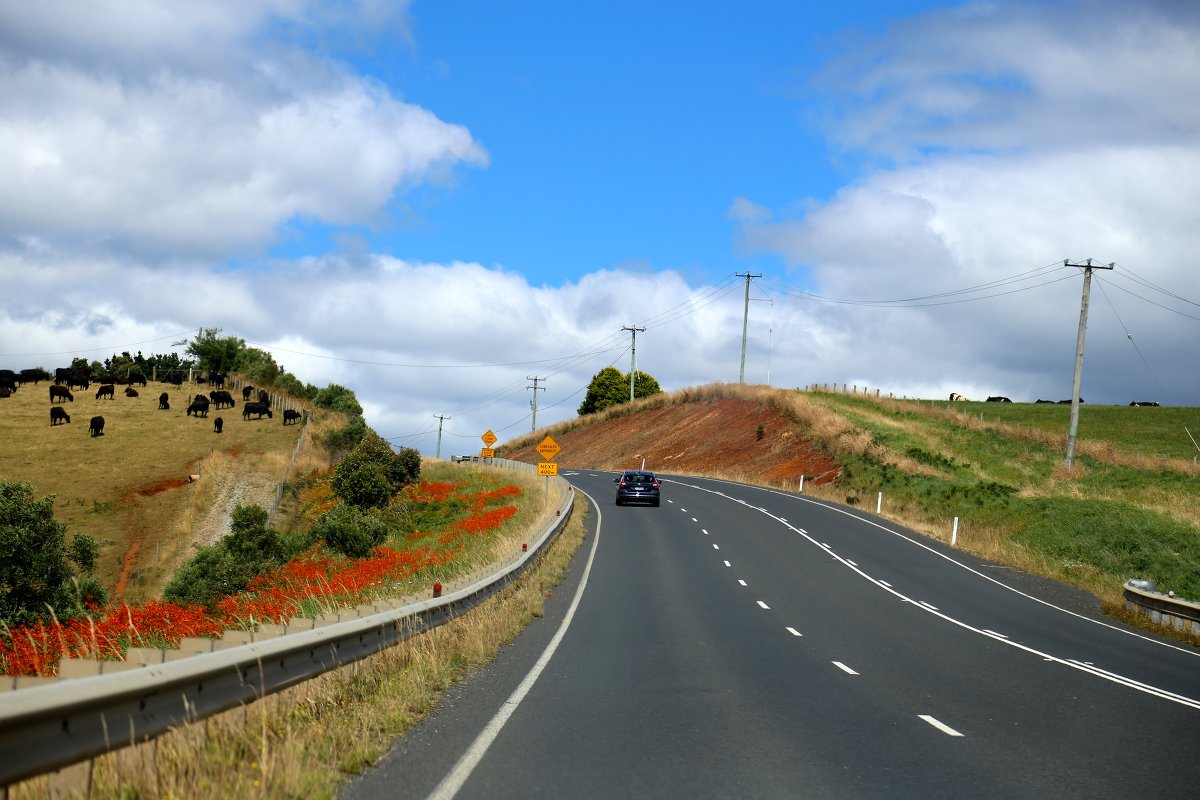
(162, 504), (294, 606)
(0, 481), (101, 625)
(331, 432), (421, 509)
(311, 505), (389, 558)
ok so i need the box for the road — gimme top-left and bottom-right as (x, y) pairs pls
(341, 470), (1200, 799)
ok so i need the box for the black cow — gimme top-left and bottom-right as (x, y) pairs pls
(0, 376), (16, 394)
(208, 371), (227, 388)
(985, 396), (1012, 403)
(158, 392), (170, 410)
(50, 407), (71, 426)
(125, 386), (139, 397)
(50, 385), (73, 403)
(242, 385), (255, 401)
(66, 370), (90, 390)
(186, 395), (210, 418)
(89, 416), (105, 437)
(242, 401), (273, 420)
(0, 369), (14, 382)
(161, 371), (184, 386)
(127, 373), (147, 387)
(208, 390), (235, 409)
(257, 389), (270, 406)
(1129, 401), (1160, 407)
(214, 417), (224, 434)
(95, 384), (115, 400)
(0, 388), (10, 398)
(282, 409), (302, 425)
(1035, 399), (1054, 404)
(18, 368), (47, 385)
(1056, 398), (1084, 404)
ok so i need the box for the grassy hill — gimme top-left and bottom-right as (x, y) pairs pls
(0, 379), (343, 603)
(501, 383), (1200, 607)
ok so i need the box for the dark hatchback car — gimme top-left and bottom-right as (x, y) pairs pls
(614, 470), (661, 506)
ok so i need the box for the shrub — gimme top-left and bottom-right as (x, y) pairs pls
(311, 505), (389, 558)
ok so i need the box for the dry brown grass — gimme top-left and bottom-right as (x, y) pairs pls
(0, 379), (332, 602)
(15, 484), (587, 800)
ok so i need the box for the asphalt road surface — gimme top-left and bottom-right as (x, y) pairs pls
(340, 471), (1200, 799)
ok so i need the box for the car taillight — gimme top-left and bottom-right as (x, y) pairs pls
(618, 481), (626, 487)
(652, 482), (659, 489)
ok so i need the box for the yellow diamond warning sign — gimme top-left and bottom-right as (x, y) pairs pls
(535, 435), (561, 462)
(482, 429), (497, 448)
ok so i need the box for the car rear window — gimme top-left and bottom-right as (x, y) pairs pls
(625, 473), (654, 484)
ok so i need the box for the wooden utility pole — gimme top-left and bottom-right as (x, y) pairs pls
(434, 414), (450, 459)
(527, 376), (545, 432)
(737, 272), (762, 384)
(622, 325), (646, 401)
(1063, 259), (1114, 468)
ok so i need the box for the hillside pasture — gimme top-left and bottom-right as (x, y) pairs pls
(0, 380), (311, 603)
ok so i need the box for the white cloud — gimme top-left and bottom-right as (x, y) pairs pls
(0, 1), (482, 258)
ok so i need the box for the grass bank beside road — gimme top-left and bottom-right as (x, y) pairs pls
(803, 391), (1200, 604)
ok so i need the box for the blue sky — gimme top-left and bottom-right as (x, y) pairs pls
(1, 0), (1198, 455)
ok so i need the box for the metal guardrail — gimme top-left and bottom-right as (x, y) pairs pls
(0, 460), (572, 787)
(1123, 579), (1200, 639)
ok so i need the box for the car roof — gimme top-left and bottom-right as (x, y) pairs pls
(621, 470), (655, 477)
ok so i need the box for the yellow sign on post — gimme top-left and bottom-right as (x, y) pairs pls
(481, 448), (495, 458)
(535, 435), (561, 462)
(537, 462), (558, 476)
(482, 429), (498, 448)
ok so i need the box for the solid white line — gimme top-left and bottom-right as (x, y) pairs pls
(426, 491), (602, 800)
(919, 601), (939, 611)
(983, 629), (1008, 639)
(786, 627), (803, 637)
(879, 580), (892, 588)
(738, 579), (747, 586)
(832, 661), (859, 675)
(919, 715), (964, 737)
(847, 560), (858, 567)
(757, 600), (770, 610)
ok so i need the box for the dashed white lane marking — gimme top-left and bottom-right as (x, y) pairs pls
(713, 544), (720, 550)
(919, 715), (964, 737)
(702, 528), (709, 535)
(832, 661), (859, 675)
(919, 601), (939, 611)
(738, 579), (747, 586)
(680, 507), (687, 513)
(723, 560), (731, 567)
(786, 627), (803, 637)
(692, 517), (698, 522)
(757, 601), (771, 610)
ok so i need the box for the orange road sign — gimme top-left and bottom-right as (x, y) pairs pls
(482, 429), (498, 447)
(537, 462), (558, 476)
(535, 435), (561, 461)
(481, 448), (495, 458)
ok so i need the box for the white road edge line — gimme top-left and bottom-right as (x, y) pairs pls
(919, 715), (964, 737)
(832, 661), (859, 675)
(426, 489), (602, 800)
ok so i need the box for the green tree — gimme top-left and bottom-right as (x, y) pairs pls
(577, 366), (662, 415)
(0, 481), (104, 625)
(235, 346), (282, 386)
(181, 328), (246, 374)
(314, 383), (363, 417)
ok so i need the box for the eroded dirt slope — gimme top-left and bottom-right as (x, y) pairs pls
(502, 397), (838, 484)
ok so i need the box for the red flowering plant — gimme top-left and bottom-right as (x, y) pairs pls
(0, 471), (524, 677)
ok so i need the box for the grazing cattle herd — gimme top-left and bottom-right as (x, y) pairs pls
(0, 366), (307, 440)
